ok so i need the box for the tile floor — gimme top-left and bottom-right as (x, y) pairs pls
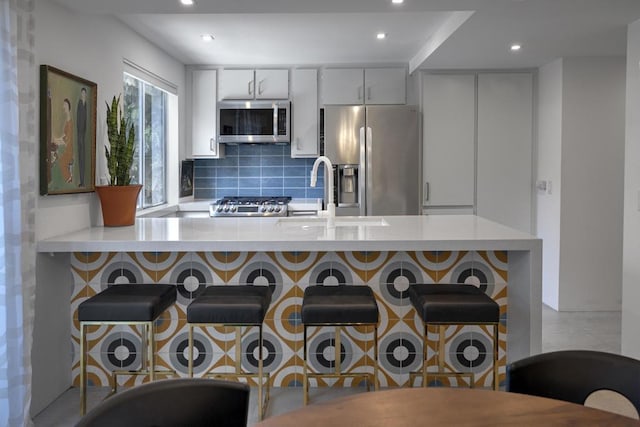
(32, 305), (626, 426)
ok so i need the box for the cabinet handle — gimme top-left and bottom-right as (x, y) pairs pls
(296, 137), (301, 150)
(424, 182), (430, 202)
(248, 80), (253, 95)
(258, 79), (265, 95)
(367, 87), (372, 100)
(358, 86), (363, 100)
(210, 138), (216, 155)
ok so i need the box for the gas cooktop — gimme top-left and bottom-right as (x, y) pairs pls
(209, 196), (291, 217)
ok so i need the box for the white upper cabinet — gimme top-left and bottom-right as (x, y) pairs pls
(422, 73), (475, 208)
(364, 68), (407, 105)
(191, 69), (224, 158)
(255, 69), (289, 99)
(291, 69), (319, 158)
(322, 67), (406, 105)
(219, 69), (289, 100)
(322, 68), (364, 105)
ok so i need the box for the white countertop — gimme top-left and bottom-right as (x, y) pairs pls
(37, 215), (541, 253)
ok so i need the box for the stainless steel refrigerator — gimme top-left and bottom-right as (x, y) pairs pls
(323, 105), (420, 216)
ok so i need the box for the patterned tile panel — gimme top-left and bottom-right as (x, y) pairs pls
(70, 250), (508, 388)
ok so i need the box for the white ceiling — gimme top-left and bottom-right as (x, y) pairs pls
(54, 0), (640, 70)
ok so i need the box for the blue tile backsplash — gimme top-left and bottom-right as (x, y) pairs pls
(193, 144), (324, 200)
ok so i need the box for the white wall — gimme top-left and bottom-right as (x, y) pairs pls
(35, 0), (186, 239)
(559, 57), (625, 311)
(622, 19), (640, 357)
(31, 0), (185, 415)
(537, 56), (625, 312)
(537, 58), (563, 309)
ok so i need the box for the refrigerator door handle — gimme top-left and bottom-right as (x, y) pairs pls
(359, 126), (367, 216)
(365, 126), (373, 215)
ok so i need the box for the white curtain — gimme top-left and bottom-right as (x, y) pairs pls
(0, 0), (36, 425)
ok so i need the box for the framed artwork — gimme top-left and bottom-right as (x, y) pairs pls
(40, 65), (97, 195)
(180, 159), (194, 197)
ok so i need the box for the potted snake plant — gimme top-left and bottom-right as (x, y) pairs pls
(95, 95), (141, 226)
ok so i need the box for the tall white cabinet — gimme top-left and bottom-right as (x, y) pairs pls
(422, 74), (475, 211)
(191, 69), (224, 158)
(421, 71), (533, 232)
(291, 69), (319, 158)
(477, 73), (533, 233)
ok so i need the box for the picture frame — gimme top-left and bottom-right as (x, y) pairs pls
(180, 159), (194, 198)
(40, 65), (97, 195)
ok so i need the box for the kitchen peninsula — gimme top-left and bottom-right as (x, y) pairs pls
(34, 214), (541, 410)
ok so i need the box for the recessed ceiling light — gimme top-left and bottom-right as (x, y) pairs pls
(392, 0), (404, 4)
(180, 0), (194, 5)
(377, 32), (387, 40)
(510, 44), (522, 51)
(201, 34), (214, 42)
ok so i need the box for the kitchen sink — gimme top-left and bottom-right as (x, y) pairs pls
(276, 216), (389, 228)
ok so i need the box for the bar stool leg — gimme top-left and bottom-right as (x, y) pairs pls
(335, 326), (342, 376)
(373, 326), (379, 391)
(80, 322), (87, 415)
(493, 324), (499, 390)
(188, 325), (194, 377)
(149, 321), (155, 382)
(258, 325), (264, 420)
(303, 326), (309, 406)
(421, 324), (428, 387)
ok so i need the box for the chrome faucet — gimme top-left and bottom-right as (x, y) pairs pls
(310, 156), (335, 217)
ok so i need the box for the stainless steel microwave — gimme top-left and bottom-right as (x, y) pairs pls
(217, 100), (290, 144)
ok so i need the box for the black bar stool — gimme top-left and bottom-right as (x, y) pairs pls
(77, 283), (177, 415)
(186, 285), (272, 420)
(408, 283), (500, 390)
(301, 285), (379, 405)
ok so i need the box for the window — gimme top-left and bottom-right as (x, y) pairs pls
(123, 73), (167, 208)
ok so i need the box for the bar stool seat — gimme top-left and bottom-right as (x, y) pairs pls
(408, 283), (500, 389)
(301, 285), (379, 405)
(187, 285), (272, 420)
(78, 284), (177, 415)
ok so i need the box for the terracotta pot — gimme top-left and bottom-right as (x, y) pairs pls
(95, 185), (143, 226)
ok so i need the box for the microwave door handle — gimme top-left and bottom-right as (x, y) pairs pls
(248, 80), (253, 96)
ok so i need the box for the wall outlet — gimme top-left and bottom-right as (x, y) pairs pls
(536, 180), (552, 195)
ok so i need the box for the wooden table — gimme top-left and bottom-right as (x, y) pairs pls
(255, 388), (640, 426)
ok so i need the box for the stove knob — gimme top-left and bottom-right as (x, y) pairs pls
(268, 206), (275, 212)
(223, 206), (230, 212)
(216, 206), (223, 212)
(230, 206), (237, 212)
(275, 206), (281, 212)
(260, 206), (267, 212)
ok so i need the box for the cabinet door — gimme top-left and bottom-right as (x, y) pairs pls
(219, 69), (255, 100)
(255, 69), (289, 99)
(192, 69), (224, 158)
(422, 74), (475, 207)
(291, 69), (319, 158)
(322, 68), (364, 105)
(365, 68), (406, 104)
(477, 73), (533, 233)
